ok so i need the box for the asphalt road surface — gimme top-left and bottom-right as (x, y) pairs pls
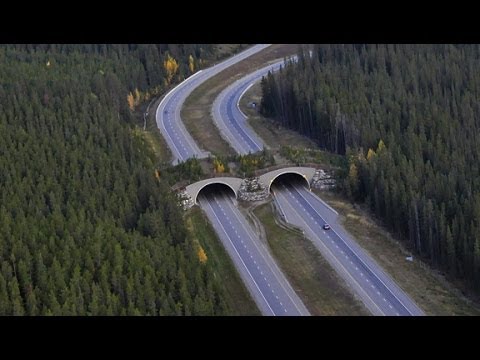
(212, 60), (285, 154)
(156, 44), (272, 164)
(272, 181), (425, 316)
(212, 58), (424, 316)
(155, 44), (309, 316)
(198, 191), (310, 316)
(158, 43), (424, 316)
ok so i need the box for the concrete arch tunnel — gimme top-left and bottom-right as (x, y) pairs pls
(259, 167), (317, 193)
(186, 177), (243, 204)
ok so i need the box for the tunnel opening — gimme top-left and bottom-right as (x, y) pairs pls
(269, 172), (310, 193)
(196, 182), (237, 204)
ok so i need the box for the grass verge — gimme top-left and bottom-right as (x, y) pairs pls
(315, 190), (480, 316)
(252, 202), (369, 315)
(240, 82), (317, 150)
(182, 44), (299, 157)
(132, 96), (173, 164)
(186, 207), (261, 315)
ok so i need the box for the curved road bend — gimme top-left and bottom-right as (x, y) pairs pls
(212, 60), (285, 154)
(198, 191), (310, 316)
(156, 44), (272, 164)
(155, 44), (309, 315)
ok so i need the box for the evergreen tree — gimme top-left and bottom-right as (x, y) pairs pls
(0, 44), (229, 315)
(261, 44), (480, 292)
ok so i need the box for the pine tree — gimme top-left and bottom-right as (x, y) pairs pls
(446, 225), (456, 276)
(10, 277), (25, 316)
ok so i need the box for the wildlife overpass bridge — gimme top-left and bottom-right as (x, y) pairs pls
(185, 166), (317, 204)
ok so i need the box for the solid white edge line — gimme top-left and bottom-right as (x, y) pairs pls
(156, 70), (204, 162)
(213, 88), (249, 154)
(274, 187), (385, 316)
(237, 82), (254, 118)
(307, 190), (339, 216)
(294, 186), (415, 315)
(222, 195), (306, 316)
(201, 196), (276, 316)
(157, 44), (272, 163)
(217, 61), (284, 154)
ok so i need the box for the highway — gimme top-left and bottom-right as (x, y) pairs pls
(272, 181), (425, 316)
(155, 43), (424, 316)
(154, 44), (309, 315)
(198, 190), (310, 316)
(212, 60), (284, 154)
(212, 57), (424, 316)
(155, 44), (271, 164)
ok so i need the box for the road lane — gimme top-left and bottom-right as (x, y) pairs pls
(273, 182), (425, 316)
(156, 44), (272, 164)
(199, 191), (309, 316)
(213, 54), (424, 316)
(212, 60), (286, 154)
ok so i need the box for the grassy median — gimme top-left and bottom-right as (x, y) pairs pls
(252, 202), (369, 315)
(181, 44), (299, 157)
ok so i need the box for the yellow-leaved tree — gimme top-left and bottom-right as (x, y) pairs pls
(197, 246), (207, 264)
(366, 148), (376, 161)
(213, 158), (225, 173)
(127, 92), (135, 111)
(164, 54), (179, 84)
(134, 88), (142, 106)
(377, 139), (386, 153)
(188, 55), (195, 73)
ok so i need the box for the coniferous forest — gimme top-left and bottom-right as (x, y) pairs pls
(0, 44), (231, 315)
(261, 44), (480, 294)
